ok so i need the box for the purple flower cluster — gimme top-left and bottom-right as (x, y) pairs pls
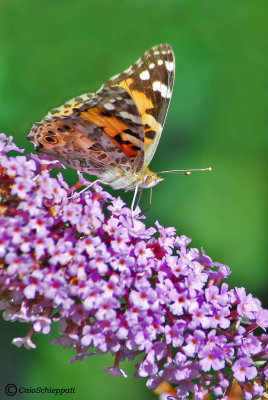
(0, 134), (267, 399)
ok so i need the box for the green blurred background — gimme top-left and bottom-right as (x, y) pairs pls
(0, 0), (267, 398)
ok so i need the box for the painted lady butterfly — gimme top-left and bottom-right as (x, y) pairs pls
(28, 44), (175, 201)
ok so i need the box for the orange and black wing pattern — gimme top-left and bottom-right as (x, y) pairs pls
(103, 44), (175, 165)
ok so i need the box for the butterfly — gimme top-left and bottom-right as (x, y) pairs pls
(28, 44), (175, 205)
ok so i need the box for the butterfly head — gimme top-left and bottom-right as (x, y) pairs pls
(138, 168), (164, 189)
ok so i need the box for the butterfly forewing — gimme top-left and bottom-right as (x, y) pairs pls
(74, 85), (145, 172)
(46, 93), (94, 119)
(103, 44), (175, 166)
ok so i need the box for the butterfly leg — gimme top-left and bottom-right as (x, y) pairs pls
(69, 179), (104, 199)
(142, 187), (153, 213)
(136, 189), (143, 207)
(131, 184), (140, 225)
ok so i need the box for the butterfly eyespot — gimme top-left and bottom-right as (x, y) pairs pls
(44, 136), (58, 144)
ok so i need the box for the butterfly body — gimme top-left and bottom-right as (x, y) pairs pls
(28, 44), (175, 192)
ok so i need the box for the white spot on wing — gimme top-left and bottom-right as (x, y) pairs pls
(165, 61), (174, 71)
(152, 81), (171, 98)
(149, 63), (155, 69)
(139, 70), (150, 80)
(152, 81), (161, 92)
(157, 59), (163, 66)
(160, 83), (168, 98)
(104, 103), (115, 111)
(119, 111), (140, 123)
(166, 87), (172, 98)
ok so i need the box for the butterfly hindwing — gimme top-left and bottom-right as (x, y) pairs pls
(28, 112), (135, 177)
(28, 86), (146, 172)
(103, 44), (175, 166)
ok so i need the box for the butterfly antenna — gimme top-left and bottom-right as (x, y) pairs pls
(158, 167), (212, 175)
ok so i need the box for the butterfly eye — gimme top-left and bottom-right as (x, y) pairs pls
(44, 136), (58, 144)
